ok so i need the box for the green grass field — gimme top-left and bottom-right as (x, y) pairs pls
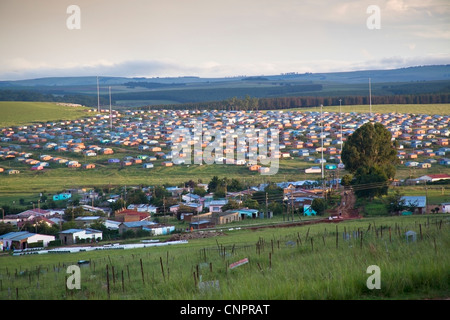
(0, 214), (448, 300)
(0, 102), (449, 208)
(0, 101), (92, 127)
(279, 104), (450, 115)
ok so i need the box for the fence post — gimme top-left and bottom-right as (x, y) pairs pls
(106, 265), (110, 299)
(140, 259), (145, 285)
(121, 270), (125, 293)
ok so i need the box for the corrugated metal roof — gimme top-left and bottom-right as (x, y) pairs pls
(59, 228), (85, 234)
(401, 196), (427, 208)
(121, 221), (156, 228)
(0, 231), (36, 241)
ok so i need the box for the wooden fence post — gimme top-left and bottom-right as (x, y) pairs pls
(140, 259), (145, 285)
(106, 265), (110, 299)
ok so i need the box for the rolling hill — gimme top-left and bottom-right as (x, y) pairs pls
(0, 65), (449, 108)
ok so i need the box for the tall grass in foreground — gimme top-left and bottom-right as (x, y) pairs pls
(0, 215), (448, 300)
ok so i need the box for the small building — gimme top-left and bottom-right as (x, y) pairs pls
(118, 220), (157, 235)
(416, 174), (450, 183)
(74, 216), (102, 227)
(236, 208), (260, 219)
(305, 166), (321, 174)
(400, 196), (427, 214)
(214, 210), (241, 225)
(0, 231), (55, 250)
(303, 205), (317, 216)
(441, 203), (450, 213)
(209, 200), (228, 213)
(189, 220), (214, 230)
(59, 228), (103, 245)
(127, 204), (158, 214)
(142, 224), (175, 236)
(53, 193), (72, 201)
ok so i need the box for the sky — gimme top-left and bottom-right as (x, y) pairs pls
(0, 0), (449, 80)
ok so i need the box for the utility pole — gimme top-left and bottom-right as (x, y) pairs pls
(163, 196), (167, 224)
(320, 104), (325, 198)
(369, 78), (372, 116)
(290, 189), (294, 221)
(109, 86), (112, 130)
(97, 76), (100, 113)
(265, 192), (268, 220)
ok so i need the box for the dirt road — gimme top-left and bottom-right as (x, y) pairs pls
(337, 187), (360, 218)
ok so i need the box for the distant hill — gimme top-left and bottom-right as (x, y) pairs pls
(1, 65), (449, 87)
(0, 65), (449, 107)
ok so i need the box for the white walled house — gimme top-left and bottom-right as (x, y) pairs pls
(442, 203), (450, 213)
(59, 228), (103, 245)
(0, 231), (55, 250)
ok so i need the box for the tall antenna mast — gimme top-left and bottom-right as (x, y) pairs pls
(320, 104), (324, 179)
(339, 99), (343, 157)
(109, 86), (112, 130)
(369, 77), (372, 116)
(97, 76), (100, 113)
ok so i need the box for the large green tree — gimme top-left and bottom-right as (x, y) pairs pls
(341, 122), (398, 199)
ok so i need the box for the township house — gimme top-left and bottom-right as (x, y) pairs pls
(59, 228), (103, 245)
(117, 220), (175, 236)
(401, 196), (427, 214)
(114, 209), (151, 222)
(0, 231), (55, 250)
(414, 174), (450, 183)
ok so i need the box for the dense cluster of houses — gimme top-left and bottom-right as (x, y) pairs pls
(0, 177), (323, 251)
(0, 108), (449, 251)
(0, 109), (449, 174)
(3, 168), (449, 251)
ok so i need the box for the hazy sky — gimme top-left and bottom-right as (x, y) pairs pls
(1, 0), (449, 80)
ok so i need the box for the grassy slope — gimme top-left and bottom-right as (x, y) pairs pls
(278, 104), (450, 115)
(0, 103), (449, 205)
(0, 214), (448, 300)
(0, 101), (91, 127)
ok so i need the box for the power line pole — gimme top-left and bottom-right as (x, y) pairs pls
(265, 192), (269, 220)
(369, 77), (372, 116)
(290, 189), (294, 221)
(109, 86), (112, 130)
(97, 76), (100, 113)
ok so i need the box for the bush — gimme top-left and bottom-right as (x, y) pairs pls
(311, 198), (327, 215)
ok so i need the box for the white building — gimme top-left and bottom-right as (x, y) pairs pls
(59, 228), (103, 245)
(441, 203), (450, 213)
(0, 231), (55, 250)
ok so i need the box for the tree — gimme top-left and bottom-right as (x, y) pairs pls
(342, 122), (398, 199)
(311, 198), (327, 215)
(353, 165), (390, 199)
(221, 199), (240, 211)
(384, 189), (406, 215)
(342, 122), (398, 178)
(193, 187), (207, 197)
(0, 222), (16, 236)
(63, 206), (86, 221)
(341, 174), (353, 187)
(127, 189), (149, 204)
(268, 201), (284, 215)
(228, 178), (243, 192)
(207, 176), (220, 193)
(243, 198), (260, 210)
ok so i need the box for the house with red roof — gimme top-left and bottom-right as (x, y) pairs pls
(114, 209), (151, 223)
(415, 174), (450, 183)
